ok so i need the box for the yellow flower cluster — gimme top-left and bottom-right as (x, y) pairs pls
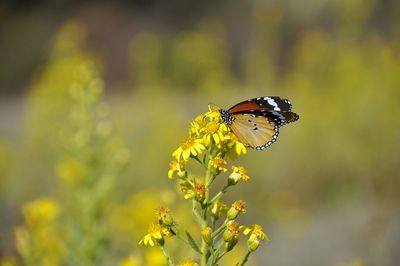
(16, 198), (65, 266)
(171, 109), (246, 163)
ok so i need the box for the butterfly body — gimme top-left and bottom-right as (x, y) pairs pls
(217, 96), (299, 150)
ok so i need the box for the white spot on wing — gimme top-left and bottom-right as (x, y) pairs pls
(266, 97), (281, 111)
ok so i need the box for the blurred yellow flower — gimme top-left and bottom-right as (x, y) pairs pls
(56, 156), (86, 184)
(173, 138), (205, 161)
(145, 249), (165, 266)
(119, 255), (141, 266)
(139, 223), (172, 247)
(23, 198), (60, 225)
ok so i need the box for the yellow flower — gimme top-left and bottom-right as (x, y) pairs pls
(156, 207), (174, 226)
(227, 133), (247, 156)
(242, 224), (268, 241)
(168, 159), (185, 179)
(242, 224), (268, 252)
(119, 255), (141, 266)
(194, 182), (207, 202)
(209, 156), (227, 173)
(201, 227), (212, 244)
(204, 108), (221, 122)
(228, 166), (249, 185)
(56, 156), (86, 184)
(227, 200), (246, 220)
(23, 198), (60, 226)
(223, 221), (240, 251)
(210, 200), (228, 219)
(202, 121), (228, 146)
(145, 249), (165, 266)
(173, 138), (205, 161)
(139, 223), (172, 247)
(180, 181), (208, 201)
(177, 259), (199, 266)
(232, 200), (246, 213)
(156, 207), (170, 220)
(179, 181), (194, 199)
(189, 115), (206, 137)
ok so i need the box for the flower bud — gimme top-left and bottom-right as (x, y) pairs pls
(162, 214), (174, 227)
(228, 172), (241, 185)
(157, 207), (174, 227)
(223, 221), (240, 243)
(247, 234), (260, 252)
(177, 170), (187, 179)
(227, 200), (246, 220)
(201, 227), (212, 245)
(224, 235), (239, 252)
(223, 228), (234, 242)
(227, 207), (239, 220)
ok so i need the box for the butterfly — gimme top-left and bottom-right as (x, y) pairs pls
(212, 96), (299, 150)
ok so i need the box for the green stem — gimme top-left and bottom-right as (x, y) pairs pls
(210, 239), (225, 265)
(160, 246), (174, 266)
(176, 231), (191, 246)
(209, 184), (230, 204)
(201, 163), (212, 265)
(239, 251), (251, 266)
(211, 219), (228, 238)
(192, 201), (205, 227)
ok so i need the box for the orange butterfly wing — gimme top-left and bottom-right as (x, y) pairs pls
(229, 114), (279, 150)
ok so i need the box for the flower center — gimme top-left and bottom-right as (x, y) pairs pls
(205, 121), (219, 134)
(181, 138), (194, 150)
(213, 158), (226, 167)
(149, 223), (162, 234)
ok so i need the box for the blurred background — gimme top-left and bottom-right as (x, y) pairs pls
(1, 0), (400, 265)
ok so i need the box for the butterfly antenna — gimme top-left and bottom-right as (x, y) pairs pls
(208, 102), (220, 112)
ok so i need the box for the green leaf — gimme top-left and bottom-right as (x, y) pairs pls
(185, 231), (202, 254)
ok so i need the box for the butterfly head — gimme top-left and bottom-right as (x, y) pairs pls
(220, 109), (233, 125)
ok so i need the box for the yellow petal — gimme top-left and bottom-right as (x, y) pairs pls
(213, 133), (220, 144)
(148, 238), (155, 246)
(172, 148), (182, 158)
(204, 135), (210, 146)
(154, 231), (162, 239)
(183, 150), (191, 160)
